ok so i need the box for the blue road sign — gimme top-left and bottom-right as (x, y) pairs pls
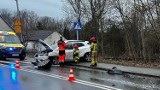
(74, 22), (82, 30)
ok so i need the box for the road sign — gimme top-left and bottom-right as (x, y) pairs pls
(74, 22), (82, 30)
(14, 25), (22, 34)
(14, 18), (22, 26)
(14, 18), (22, 34)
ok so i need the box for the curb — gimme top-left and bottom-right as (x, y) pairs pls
(67, 63), (160, 78)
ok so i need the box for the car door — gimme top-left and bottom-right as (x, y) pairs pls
(65, 42), (74, 61)
(73, 43), (85, 57)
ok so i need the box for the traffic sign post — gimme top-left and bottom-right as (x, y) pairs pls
(74, 22), (82, 40)
(14, 18), (23, 43)
(14, 18), (22, 34)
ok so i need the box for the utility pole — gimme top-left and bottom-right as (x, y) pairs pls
(15, 0), (20, 18)
(14, 0), (23, 43)
(76, 0), (81, 40)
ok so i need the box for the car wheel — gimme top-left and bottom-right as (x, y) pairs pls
(38, 59), (52, 70)
(84, 53), (91, 62)
(52, 56), (59, 65)
(19, 57), (25, 61)
(19, 55), (26, 61)
(1, 57), (6, 60)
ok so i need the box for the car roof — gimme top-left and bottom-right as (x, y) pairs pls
(65, 40), (87, 42)
(0, 31), (16, 35)
(65, 40), (90, 46)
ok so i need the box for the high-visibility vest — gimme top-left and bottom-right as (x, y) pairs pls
(73, 49), (79, 59)
(58, 41), (66, 51)
(90, 43), (97, 53)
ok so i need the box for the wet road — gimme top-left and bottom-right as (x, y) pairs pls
(0, 58), (160, 90)
(0, 66), (115, 90)
(29, 66), (160, 90)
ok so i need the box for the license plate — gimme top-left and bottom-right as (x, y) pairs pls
(12, 54), (19, 56)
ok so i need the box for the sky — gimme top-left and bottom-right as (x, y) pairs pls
(0, 0), (64, 19)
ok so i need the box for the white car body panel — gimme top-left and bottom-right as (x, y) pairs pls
(65, 49), (74, 60)
(34, 55), (48, 61)
(48, 40), (91, 62)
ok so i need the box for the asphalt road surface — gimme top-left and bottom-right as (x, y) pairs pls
(0, 66), (118, 90)
(0, 58), (159, 90)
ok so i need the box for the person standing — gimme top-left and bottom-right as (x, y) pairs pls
(90, 37), (97, 66)
(73, 44), (80, 63)
(57, 37), (66, 66)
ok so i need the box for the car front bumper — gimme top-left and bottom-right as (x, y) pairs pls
(0, 47), (26, 59)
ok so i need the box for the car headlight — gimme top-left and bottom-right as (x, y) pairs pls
(0, 44), (5, 48)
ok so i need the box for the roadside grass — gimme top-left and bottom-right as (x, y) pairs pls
(98, 57), (160, 68)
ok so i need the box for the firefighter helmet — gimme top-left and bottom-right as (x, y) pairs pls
(90, 37), (96, 41)
(74, 44), (78, 49)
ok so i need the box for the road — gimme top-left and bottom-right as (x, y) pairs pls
(0, 67), (114, 90)
(0, 58), (159, 90)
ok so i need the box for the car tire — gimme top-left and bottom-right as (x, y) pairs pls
(19, 57), (25, 61)
(52, 56), (59, 65)
(38, 59), (53, 70)
(1, 57), (6, 60)
(84, 53), (91, 62)
(19, 55), (26, 61)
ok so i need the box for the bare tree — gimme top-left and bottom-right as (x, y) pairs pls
(64, 0), (111, 57)
(19, 10), (39, 43)
(0, 9), (15, 27)
(111, 0), (135, 60)
(64, 0), (83, 22)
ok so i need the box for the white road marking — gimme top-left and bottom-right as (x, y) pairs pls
(20, 60), (32, 64)
(20, 68), (122, 90)
(0, 60), (31, 64)
(0, 63), (122, 90)
(20, 69), (118, 90)
(0, 60), (13, 64)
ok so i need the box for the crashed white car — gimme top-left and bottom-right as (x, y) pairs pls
(49, 40), (91, 64)
(32, 39), (91, 66)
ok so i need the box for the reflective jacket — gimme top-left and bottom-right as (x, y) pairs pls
(58, 40), (66, 51)
(90, 42), (97, 52)
(73, 49), (80, 59)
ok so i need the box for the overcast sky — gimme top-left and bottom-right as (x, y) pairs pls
(0, 0), (64, 19)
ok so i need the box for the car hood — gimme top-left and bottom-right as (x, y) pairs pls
(37, 39), (53, 51)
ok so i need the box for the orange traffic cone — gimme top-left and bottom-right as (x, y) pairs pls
(15, 60), (20, 69)
(68, 67), (75, 82)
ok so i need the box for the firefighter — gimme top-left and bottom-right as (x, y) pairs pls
(57, 37), (66, 66)
(73, 44), (80, 63)
(90, 37), (97, 66)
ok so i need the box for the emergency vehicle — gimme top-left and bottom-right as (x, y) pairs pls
(0, 31), (26, 60)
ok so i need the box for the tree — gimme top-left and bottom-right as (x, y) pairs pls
(64, 0), (83, 21)
(36, 22), (44, 30)
(105, 24), (125, 58)
(19, 10), (39, 42)
(65, 0), (111, 57)
(63, 27), (70, 39)
(0, 9), (15, 28)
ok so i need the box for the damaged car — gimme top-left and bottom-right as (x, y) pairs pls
(31, 39), (91, 69)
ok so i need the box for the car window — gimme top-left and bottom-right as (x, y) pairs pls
(0, 35), (21, 43)
(51, 44), (58, 50)
(73, 43), (84, 47)
(66, 42), (73, 49)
